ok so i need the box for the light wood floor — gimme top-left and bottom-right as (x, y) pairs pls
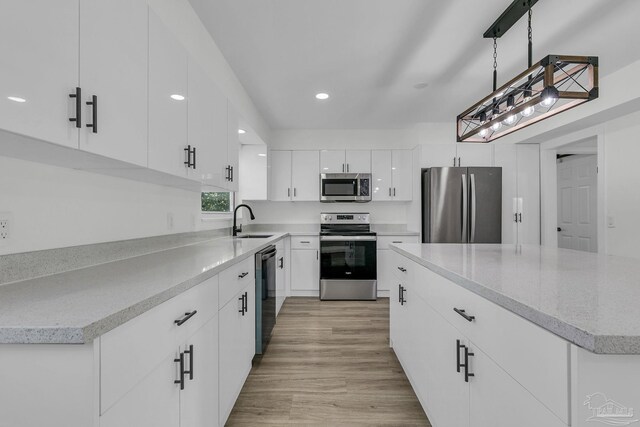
(226, 297), (431, 426)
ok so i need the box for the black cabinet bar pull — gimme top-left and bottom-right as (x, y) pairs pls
(238, 272), (249, 279)
(518, 213), (522, 223)
(453, 308), (475, 322)
(400, 286), (406, 305)
(514, 213), (518, 222)
(464, 346), (475, 382)
(184, 344), (194, 381)
(398, 284), (402, 303)
(393, 188), (396, 197)
(174, 310), (197, 326)
(392, 241), (402, 243)
(86, 95), (97, 133)
(174, 352), (185, 390)
(278, 257), (284, 269)
(184, 145), (191, 167)
(69, 87), (81, 128)
(397, 266), (407, 272)
(243, 291), (248, 313)
(456, 339), (464, 373)
(192, 146), (196, 169)
(239, 294), (245, 315)
(230, 166), (234, 182)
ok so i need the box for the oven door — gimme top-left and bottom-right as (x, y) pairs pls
(320, 236), (377, 280)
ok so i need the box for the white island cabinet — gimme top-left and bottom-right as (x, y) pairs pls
(390, 244), (640, 427)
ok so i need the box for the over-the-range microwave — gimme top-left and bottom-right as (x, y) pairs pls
(320, 173), (372, 203)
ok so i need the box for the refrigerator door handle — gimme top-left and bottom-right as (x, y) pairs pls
(461, 174), (468, 242)
(470, 173), (477, 243)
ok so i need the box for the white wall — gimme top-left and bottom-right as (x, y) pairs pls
(539, 109), (640, 259)
(0, 156), (230, 255)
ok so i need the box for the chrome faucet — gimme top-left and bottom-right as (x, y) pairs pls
(233, 204), (256, 236)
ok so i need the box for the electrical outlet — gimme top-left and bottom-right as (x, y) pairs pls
(0, 212), (12, 243)
(0, 219), (8, 240)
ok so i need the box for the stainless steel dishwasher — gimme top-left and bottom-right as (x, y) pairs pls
(255, 245), (277, 355)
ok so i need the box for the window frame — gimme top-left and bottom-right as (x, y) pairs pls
(201, 191), (236, 217)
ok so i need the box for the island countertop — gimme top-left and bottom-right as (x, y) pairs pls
(0, 233), (287, 344)
(390, 243), (640, 354)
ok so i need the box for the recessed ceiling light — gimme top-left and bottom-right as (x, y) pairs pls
(258, 153), (266, 157)
(315, 92), (330, 100)
(7, 96), (26, 103)
(238, 129), (246, 134)
(413, 82), (429, 90)
(170, 94), (185, 101)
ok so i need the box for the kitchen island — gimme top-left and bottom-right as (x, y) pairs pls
(389, 243), (640, 427)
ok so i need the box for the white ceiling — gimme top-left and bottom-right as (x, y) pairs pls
(189, 0), (640, 130)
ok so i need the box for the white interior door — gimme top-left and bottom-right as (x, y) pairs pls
(79, 0), (148, 166)
(557, 155), (598, 252)
(0, 0), (79, 148)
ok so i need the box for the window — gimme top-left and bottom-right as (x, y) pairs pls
(201, 192), (234, 214)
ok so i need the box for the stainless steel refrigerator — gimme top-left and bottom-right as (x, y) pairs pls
(422, 167), (502, 243)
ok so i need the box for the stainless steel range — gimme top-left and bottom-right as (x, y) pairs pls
(319, 213), (377, 300)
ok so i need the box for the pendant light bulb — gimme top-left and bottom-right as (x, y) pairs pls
(479, 128), (489, 138)
(502, 114), (517, 126)
(539, 86), (559, 108)
(521, 104), (535, 117)
(491, 121), (502, 132)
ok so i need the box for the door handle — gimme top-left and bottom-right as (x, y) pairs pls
(389, 188), (392, 197)
(347, 163), (350, 172)
(174, 352), (185, 390)
(393, 188), (396, 197)
(294, 188), (297, 197)
(288, 188), (291, 198)
(461, 174), (468, 242)
(454, 307), (475, 322)
(278, 257), (284, 269)
(243, 291), (248, 313)
(456, 339), (464, 372)
(470, 174), (477, 243)
(86, 95), (97, 133)
(69, 87), (81, 128)
(183, 344), (194, 380)
(174, 310), (197, 326)
(518, 213), (522, 223)
(342, 164), (345, 172)
(239, 294), (245, 315)
(514, 213), (519, 223)
(464, 346), (475, 382)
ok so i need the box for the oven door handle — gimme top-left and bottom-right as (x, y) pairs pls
(320, 235), (377, 241)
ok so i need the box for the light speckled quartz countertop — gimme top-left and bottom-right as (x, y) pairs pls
(391, 243), (640, 354)
(0, 234), (287, 344)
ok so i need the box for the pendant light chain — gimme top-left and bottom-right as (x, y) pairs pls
(493, 37), (498, 92)
(527, 4), (533, 68)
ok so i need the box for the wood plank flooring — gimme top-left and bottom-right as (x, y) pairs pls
(226, 297), (431, 426)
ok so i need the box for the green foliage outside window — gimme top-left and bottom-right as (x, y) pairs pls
(202, 192), (233, 213)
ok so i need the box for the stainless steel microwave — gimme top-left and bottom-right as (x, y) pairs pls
(320, 173), (372, 202)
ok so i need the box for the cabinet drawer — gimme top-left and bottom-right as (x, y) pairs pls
(418, 266), (570, 424)
(100, 275), (218, 415)
(378, 235), (419, 250)
(290, 235), (319, 250)
(219, 256), (255, 309)
(391, 250), (414, 282)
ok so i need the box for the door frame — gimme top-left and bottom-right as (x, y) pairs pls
(540, 130), (606, 253)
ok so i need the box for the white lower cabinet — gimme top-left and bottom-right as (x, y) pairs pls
(377, 235), (419, 294)
(290, 248), (319, 293)
(218, 282), (255, 425)
(390, 254), (570, 427)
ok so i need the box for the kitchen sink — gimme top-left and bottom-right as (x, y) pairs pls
(235, 234), (273, 239)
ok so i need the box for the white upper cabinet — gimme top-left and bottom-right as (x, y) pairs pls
(456, 143), (494, 167)
(0, 0), (79, 148)
(291, 151), (320, 201)
(320, 149), (371, 173)
(371, 150), (412, 201)
(391, 149), (412, 201)
(79, 0), (148, 166)
(346, 150), (371, 173)
(269, 150), (293, 201)
(371, 150), (393, 201)
(320, 150), (371, 173)
(148, 10), (189, 178)
(187, 58), (227, 187)
(225, 102), (240, 192)
(320, 150), (346, 173)
(421, 144), (493, 167)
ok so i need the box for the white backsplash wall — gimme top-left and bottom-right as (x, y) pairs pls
(0, 156), (228, 255)
(245, 201), (410, 225)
